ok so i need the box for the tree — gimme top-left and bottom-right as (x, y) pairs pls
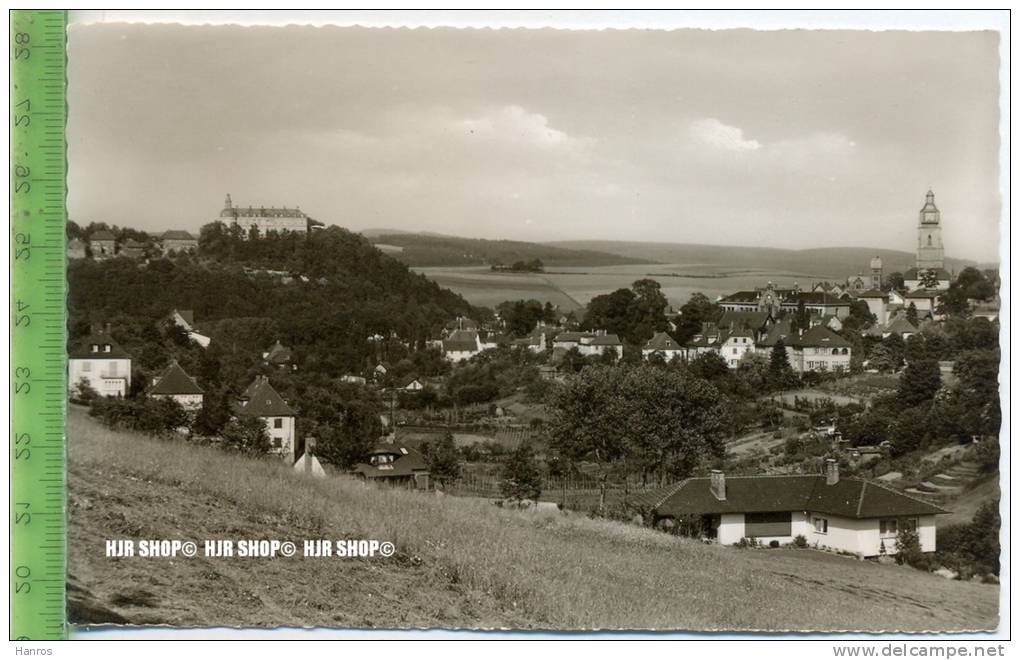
(894, 525), (925, 569)
(549, 364), (724, 511)
(906, 302), (919, 327)
(867, 343), (897, 373)
(887, 406), (929, 456)
(919, 269), (941, 289)
(220, 416), (271, 455)
(885, 271), (905, 292)
(500, 443), (543, 502)
(896, 359), (942, 408)
(429, 431), (461, 488)
(673, 292), (720, 345)
(767, 339), (797, 389)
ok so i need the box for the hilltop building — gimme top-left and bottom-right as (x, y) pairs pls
(234, 376), (297, 461)
(68, 326), (132, 397)
(218, 193), (322, 237)
(149, 361), (204, 411)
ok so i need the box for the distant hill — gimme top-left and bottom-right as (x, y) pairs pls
(368, 233), (654, 268)
(548, 241), (976, 280)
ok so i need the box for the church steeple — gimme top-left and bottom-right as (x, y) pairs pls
(916, 189), (944, 270)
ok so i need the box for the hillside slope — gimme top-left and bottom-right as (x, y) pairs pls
(368, 233), (653, 268)
(549, 241), (976, 280)
(68, 410), (998, 631)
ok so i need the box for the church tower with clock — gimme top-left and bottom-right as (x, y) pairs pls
(916, 189), (945, 270)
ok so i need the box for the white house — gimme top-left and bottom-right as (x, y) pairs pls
(148, 361), (204, 411)
(234, 376), (297, 462)
(856, 289), (890, 326)
(786, 325), (852, 374)
(638, 461), (944, 557)
(443, 329), (483, 362)
(642, 331), (684, 361)
(169, 309), (212, 348)
(684, 324), (755, 369)
(68, 327), (132, 397)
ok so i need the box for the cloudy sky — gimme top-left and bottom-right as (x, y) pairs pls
(67, 23), (1002, 261)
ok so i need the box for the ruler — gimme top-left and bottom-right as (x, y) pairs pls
(10, 10), (68, 641)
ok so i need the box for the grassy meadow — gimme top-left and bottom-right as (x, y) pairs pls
(69, 409), (999, 631)
(414, 262), (842, 311)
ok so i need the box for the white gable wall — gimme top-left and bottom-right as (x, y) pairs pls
(716, 511), (936, 557)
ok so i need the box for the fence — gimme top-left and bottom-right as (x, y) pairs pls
(444, 472), (662, 511)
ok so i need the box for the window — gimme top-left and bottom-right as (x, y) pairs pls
(745, 511), (792, 537)
(880, 519), (897, 536)
(813, 517), (828, 534)
(273, 418), (283, 429)
(103, 344), (112, 353)
(732, 348), (738, 355)
(81, 361), (92, 372)
(107, 362), (118, 376)
(272, 438), (282, 449)
(90, 344), (99, 352)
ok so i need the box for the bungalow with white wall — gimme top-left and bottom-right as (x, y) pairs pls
(553, 330), (622, 358)
(234, 375), (297, 462)
(148, 361), (204, 411)
(68, 327), (132, 397)
(636, 461), (945, 557)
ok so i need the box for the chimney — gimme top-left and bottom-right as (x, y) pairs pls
(825, 459), (839, 485)
(710, 470), (726, 501)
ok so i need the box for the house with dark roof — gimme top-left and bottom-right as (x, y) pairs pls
(684, 323), (756, 369)
(120, 238), (147, 260)
(161, 229), (198, 253)
(353, 442), (430, 490)
(903, 289), (943, 319)
(262, 340), (296, 370)
(68, 326), (132, 397)
(234, 376), (297, 461)
(642, 331), (684, 361)
(719, 282), (852, 319)
(443, 329), (483, 362)
(786, 325), (852, 374)
(867, 315), (919, 340)
(149, 361), (204, 411)
(633, 461), (945, 557)
(89, 230), (117, 259)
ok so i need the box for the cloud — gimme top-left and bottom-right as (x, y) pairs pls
(450, 105), (583, 151)
(689, 117), (761, 152)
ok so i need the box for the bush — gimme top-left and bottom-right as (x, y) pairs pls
(894, 527), (927, 570)
(793, 534), (808, 549)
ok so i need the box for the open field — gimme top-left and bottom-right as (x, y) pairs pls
(415, 262), (841, 310)
(69, 409), (998, 631)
